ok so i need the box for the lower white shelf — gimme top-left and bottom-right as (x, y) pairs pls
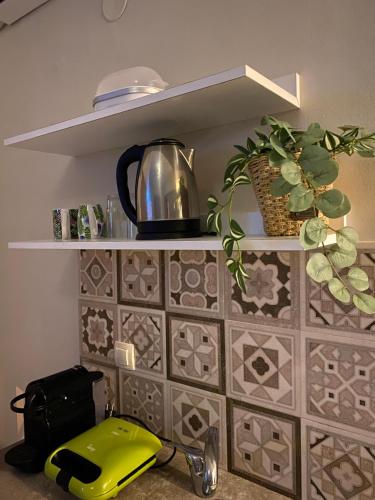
(7, 234), (337, 251)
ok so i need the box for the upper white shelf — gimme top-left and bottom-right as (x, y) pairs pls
(8, 235), (333, 252)
(4, 66), (300, 157)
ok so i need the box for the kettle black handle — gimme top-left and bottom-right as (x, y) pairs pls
(116, 145), (146, 226)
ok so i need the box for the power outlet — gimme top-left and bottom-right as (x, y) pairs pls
(114, 341), (135, 370)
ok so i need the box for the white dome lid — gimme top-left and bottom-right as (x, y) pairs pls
(95, 66), (168, 98)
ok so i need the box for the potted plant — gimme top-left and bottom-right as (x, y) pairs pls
(207, 115), (375, 314)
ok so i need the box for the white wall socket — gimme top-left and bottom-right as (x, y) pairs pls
(114, 341), (135, 370)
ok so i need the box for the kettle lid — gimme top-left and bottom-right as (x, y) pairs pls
(148, 138), (185, 148)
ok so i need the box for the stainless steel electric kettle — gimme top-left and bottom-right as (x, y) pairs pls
(116, 138), (201, 239)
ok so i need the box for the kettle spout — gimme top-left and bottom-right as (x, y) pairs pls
(179, 148), (195, 171)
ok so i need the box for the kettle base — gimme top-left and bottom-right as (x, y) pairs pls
(136, 219), (202, 240)
(137, 230), (202, 240)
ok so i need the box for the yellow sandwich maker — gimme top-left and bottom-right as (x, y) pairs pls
(44, 417), (162, 499)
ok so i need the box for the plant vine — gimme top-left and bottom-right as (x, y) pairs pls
(207, 116), (375, 314)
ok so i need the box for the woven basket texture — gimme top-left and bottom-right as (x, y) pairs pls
(248, 154), (328, 237)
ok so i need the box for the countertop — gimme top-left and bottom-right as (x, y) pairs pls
(0, 447), (287, 500)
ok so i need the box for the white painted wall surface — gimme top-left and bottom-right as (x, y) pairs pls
(1, 0), (375, 446)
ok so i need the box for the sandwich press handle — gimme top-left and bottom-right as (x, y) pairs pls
(116, 145), (145, 226)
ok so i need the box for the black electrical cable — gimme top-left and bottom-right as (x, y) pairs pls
(115, 413), (177, 469)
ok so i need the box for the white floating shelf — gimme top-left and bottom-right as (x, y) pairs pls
(4, 66), (300, 157)
(8, 235), (336, 252)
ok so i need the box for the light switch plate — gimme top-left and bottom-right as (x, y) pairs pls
(114, 341), (135, 370)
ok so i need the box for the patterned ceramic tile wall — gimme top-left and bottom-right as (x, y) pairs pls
(78, 248), (375, 499)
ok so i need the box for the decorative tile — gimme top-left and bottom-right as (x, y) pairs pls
(118, 306), (165, 378)
(79, 300), (118, 363)
(305, 336), (375, 433)
(119, 371), (166, 436)
(80, 249), (116, 302)
(169, 382), (227, 466)
(228, 399), (301, 499)
(165, 250), (224, 318)
(226, 251), (300, 329)
(305, 250), (375, 333)
(305, 422), (375, 500)
(118, 250), (164, 308)
(226, 321), (297, 411)
(166, 313), (225, 393)
(80, 357), (118, 406)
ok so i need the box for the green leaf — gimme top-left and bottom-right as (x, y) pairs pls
(280, 160), (301, 185)
(226, 153), (247, 167)
(328, 278), (351, 303)
(300, 145), (339, 188)
(234, 145), (250, 155)
(336, 226), (359, 250)
(305, 217), (328, 243)
(347, 267), (369, 291)
(254, 129), (269, 142)
(261, 116), (295, 141)
(207, 211), (216, 232)
(329, 244), (357, 269)
(268, 149), (285, 166)
(226, 258), (237, 273)
(222, 236), (234, 257)
(306, 253), (333, 283)
(230, 219), (245, 240)
(270, 133), (287, 158)
(298, 123), (325, 146)
(353, 292), (375, 314)
(303, 158), (339, 188)
(288, 184), (314, 212)
(222, 176), (234, 192)
(207, 195), (218, 210)
(235, 268), (246, 293)
(339, 125), (360, 131)
(214, 212), (222, 234)
(299, 221), (319, 250)
(324, 131), (341, 151)
(315, 189), (351, 218)
(270, 176), (294, 196)
(356, 147), (375, 158)
(224, 163), (239, 181)
(300, 144), (330, 163)
(247, 137), (256, 151)
(238, 262), (250, 279)
(233, 173), (252, 187)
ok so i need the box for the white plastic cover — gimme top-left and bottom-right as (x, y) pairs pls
(94, 66), (168, 98)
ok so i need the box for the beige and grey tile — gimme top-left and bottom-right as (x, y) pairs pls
(79, 299), (118, 364)
(226, 321), (298, 413)
(118, 250), (164, 308)
(118, 305), (166, 378)
(168, 381), (227, 467)
(80, 249), (117, 302)
(228, 398), (301, 499)
(304, 250), (375, 334)
(302, 419), (375, 500)
(225, 251), (300, 329)
(80, 357), (118, 407)
(303, 332), (375, 434)
(165, 250), (224, 318)
(119, 371), (167, 436)
(166, 313), (225, 393)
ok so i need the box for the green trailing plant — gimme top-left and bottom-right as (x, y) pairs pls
(207, 116), (375, 314)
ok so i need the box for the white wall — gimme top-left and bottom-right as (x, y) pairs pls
(1, 0), (375, 447)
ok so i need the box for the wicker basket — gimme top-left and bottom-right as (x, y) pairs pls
(248, 154), (327, 237)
